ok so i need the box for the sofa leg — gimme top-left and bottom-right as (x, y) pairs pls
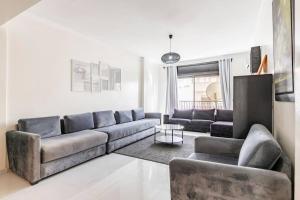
(30, 180), (40, 185)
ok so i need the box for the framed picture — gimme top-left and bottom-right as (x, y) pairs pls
(273, 0), (295, 101)
(99, 62), (111, 91)
(71, 60), (91, 92)
(109, 67), (121, 91)
(91, 63), (101, 93)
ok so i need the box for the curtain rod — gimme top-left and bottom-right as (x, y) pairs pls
(163, 58), (233, 69)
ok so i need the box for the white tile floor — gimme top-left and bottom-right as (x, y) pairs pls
(0, 154), (170, 200)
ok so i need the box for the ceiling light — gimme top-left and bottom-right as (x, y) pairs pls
(161, 34), (180, 64)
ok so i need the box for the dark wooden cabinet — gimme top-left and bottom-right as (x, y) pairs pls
(233, 74), (273, 139)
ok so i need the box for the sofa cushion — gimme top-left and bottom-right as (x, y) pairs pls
(216, 109), (233, 122)
(132, 108), (145, 121)
(211, 121), (233, 138)
(169, 118), (191, 126)
(193, 109), (215, 121)
(238, 124), (282, 169)
(94, 119), (159, 142)
(115, 110), (133, 124)
(173, 109), (193, 119)
(64, 113), (94, 133)
(191, 119), (214, 126)
(41, 130), (108, 163)
(93, 110), (116, 128)
(18, 116), (61, 139)
(188, 153), (238, 165)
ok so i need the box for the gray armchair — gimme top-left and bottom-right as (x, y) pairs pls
(169, 124), (292, 200)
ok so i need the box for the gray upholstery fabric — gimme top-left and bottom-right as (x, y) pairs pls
(194, 136), (244, 158)
(191, 119), (214, 127)
(238, 124), (282, 169)
(41, 130), (108, 163)
(64, 113), (94, 133)
(169, 118), (191, 125)
(210, 121), (233, 138)
(115, 110), (133, 124)
(18, 116), (61, 138)
(169, 158), (291, 200)
(193, 109), (215, 120)
(132, 108), (145, 121)
(93, 110), (116, 128)
(41, 145), (106, 179)
(94, 119), (160, 142)
(184, 119), (214, 133)
(188, 153), (238, 165)
(6, 131), (41, 184)
(145, 112), (161, 120)
(163, 114), (170, 124)
(173, 109), (193, 119)
(272, 152), (292, 180)
(215, 109), (233, 122)
(107, 127), (155, 153)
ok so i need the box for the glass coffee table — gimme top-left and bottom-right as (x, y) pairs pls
(154, 124), (184, 144)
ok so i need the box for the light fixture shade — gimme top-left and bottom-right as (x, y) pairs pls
(161, 52), (181, 64)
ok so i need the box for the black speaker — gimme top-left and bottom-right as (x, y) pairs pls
(250, 46), (261, 73)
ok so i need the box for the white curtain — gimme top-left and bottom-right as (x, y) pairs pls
(219, 58), (232, 110)
(165, 66), (178, 115)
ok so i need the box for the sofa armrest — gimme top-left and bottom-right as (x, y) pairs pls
(6, 131), (41, 184)
(169, 158), (291, 200)
(163, 114), (170, 124)
(145, 112), (162, 124)
(195, 136), (244, 157)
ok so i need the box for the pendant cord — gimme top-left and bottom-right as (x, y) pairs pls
(169, 38), (172, 53)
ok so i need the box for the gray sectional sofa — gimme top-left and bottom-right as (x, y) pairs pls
(164, 109), (233, 136)
(169, 124), (292, 200)
(6, 108), (161, 184)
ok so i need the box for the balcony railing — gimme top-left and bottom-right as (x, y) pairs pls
(179, 100), (223, 110)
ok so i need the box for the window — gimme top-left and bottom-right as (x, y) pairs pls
(177, 62), (223, 110)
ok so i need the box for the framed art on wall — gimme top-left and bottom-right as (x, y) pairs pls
(273, 0), (295, 101)
(71, 59), (91, 92)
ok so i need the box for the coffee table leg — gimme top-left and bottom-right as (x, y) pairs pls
(172, 129), (174, 144)
(182, 129), (183, 144)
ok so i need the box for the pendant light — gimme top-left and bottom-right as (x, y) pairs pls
(161, 34), (180, 64)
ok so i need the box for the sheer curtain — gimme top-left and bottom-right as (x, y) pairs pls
(165, 66), (178, 115)
(219, 58), (233, 110)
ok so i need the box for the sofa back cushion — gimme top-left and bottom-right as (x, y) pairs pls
(216, 109), (233, 122)
(173, 109), (193, 119)
(193, 109), (215, 121)
(18, 116), (61, 138)
(93, 110), (116, 128)
(132, 108), (145, 121)
(115, 110), (133, 124)
(238, 124), (282, 169)
(64, 113), (94, 133)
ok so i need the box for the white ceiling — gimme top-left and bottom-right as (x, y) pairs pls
(27, 0), (263, 63)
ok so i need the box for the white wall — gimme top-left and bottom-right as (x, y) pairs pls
(294, 0), (300, 197)
(0, 13), (144, 171)
(143, 59), (161, 112)
(0, 27), (7, 173)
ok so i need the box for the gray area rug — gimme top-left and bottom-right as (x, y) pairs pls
(115, 134), (196, 165)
